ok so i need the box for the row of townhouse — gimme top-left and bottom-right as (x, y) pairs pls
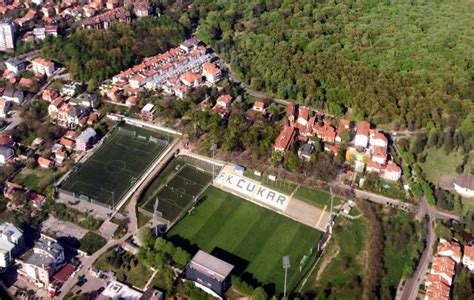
(107, 38), (223, 100)
(424, 239), (474, 300)
(273, 104), (402, 181)
(47, 92), (99, 128)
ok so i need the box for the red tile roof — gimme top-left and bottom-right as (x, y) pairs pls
(202, 63), (220, 76)
(356, 120), (370, 137)
(298, 106), (310, 121)
(274, 126), (296, 151)
(53, 264), (75, 282)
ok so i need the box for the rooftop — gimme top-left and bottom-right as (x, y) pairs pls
(188, 250), (234, 282)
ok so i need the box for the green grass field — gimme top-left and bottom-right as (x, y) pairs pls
(420, 148), (464, 184)
(61, 124), (172, 207)
(142, 164), (212, 222)
(293, 186), (343, 209)
(167, 187), (322, 294)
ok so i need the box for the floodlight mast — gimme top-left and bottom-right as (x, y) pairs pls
(211, 143), (217, 181)
(282, 255), (290, 298)
(153, 197), (160, 236)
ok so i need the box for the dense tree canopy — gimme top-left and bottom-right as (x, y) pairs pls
(42, 16), (185, 88)
(190, 0), (473, 129)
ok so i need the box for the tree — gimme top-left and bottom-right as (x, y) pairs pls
(284, 150), (300, 172)
(252, 287), (268, 300)
(138, 227), (154, 249)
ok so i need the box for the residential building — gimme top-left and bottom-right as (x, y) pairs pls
(186, 250), (234, 296)
(37, 157), (53, 169)
(371, 146), (387, 165)
(453, 173), (474, 198)
(70, 92), (99, 108)
(31, 58), (55, 76)
(202, 62), (221, 84)
(5, 58), (25, 75)
(298, 143), (314, 162)
(314, 121), (336, 143)
(102, 280), (143, 299)
(42, 89), (58, 102)
(212, 94), (233, 118)
(297, 106), (310, 127)
(20, 236), (65, 288)
(75, 127), (96, 151)
(335, 119), (350, 143)
(0, 22), (15, 51)
(424, 274), (450, 300)
(0, 135), (14, 147)
(59, 137), (74, 150)
(437, 238), (462, 263)
(180, 37), (201, 52)
(274, 126), (296, 152)
(252, 101), (266, 113)
(180, 71), (202, 87)
(0, 222), (24, 269)
(0, 146), (14, 164)
(48, 97), (64, 116)
(140, 103), (155, 122)
(462, 245), (474, 272)
(355, 121), (370, 148)
(2, 87), (24, 104)
(0, 99), (12, 118)
(81, 7), (131, 29)
(61, 82), (82, 97)
(430, 256), (455, 286)
(370, 131), (388, 148)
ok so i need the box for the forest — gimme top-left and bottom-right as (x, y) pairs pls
(189, 0), (473, 129)
(41, 16), (186, 89)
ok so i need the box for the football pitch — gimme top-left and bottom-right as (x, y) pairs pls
(142, 164), (212, 222)
(167, 187), (322, 293)
(60, 123), (172, 208)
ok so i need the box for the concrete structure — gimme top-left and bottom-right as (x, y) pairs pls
(453, 173), (474, 197)
(0, 22), (15, 51)
(0, 145), (14, 164)
(31, 58), (55, 76)
(186, 250), (234, 296)
(102, 280), (143, 299)
(0, 222), (24, 269)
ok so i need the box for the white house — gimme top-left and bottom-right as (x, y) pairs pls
(31, 58), (56, 76)
(62, 82), (82, 97)
(381, 161), (402, 182)
(462, 245), (474, 272)
(5, 58), (26, 75)
(355, 121), (370, 148)
(437, 238), (462, 264)
(453, 173), (474, 198)
(370, 131), (388, 148)
(20, 236), (65, 288)
(202, 62), (222, 84)
(0, 222), (24, 269)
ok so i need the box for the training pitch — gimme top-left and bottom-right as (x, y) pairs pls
(167, 187), (322, 293)
(61, 123), (172, 208)
(142, 164), (212, 222)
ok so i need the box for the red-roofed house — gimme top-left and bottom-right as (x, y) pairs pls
(437, 239), (462, 263)
(129, 74), (147, 89)
(287, 103), (296, 125)
(202, 63), (221, 84)
(431, 256), (455, 286)
(37, 157), (53, 169)
(324, 143), (340, 156)
(274, 126), (296, 152)
(371, 146), (387, 165)
(355, 121), (370, 148)
(382, 161), (401, 181)
(297, 106), (310, 126)
(424, 274), (450, 300)
(252, 101), (266, 113)
(213, 95), (233, 118)
(30, 192), (46, 208)
(370, 131), (388, 148)
(125, 96), (139, 107)
(42, 89), (58, 102)
(366, 161), (382, 174)
(180, 71), (202, 87)
(59, 138), (74, 150)
(54, 150), (67, 165)
(462, 245), (474, 271)
(335, 119), (351, 143)
(314, 122), (336, 143)
(48, 97), (64, 116)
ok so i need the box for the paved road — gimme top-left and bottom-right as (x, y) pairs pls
(398, 197), (436, 300)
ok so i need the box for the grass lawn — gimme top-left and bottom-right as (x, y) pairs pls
(79, 232), (106, 255)
(420, 147), (464, 184)
(293, 186), (343, 209)
(167, 187), (322, 294)
(137, 211), (151, 228)
(303, 217), (367, 299)
(243, 170), (298, 195)
(61, 123), (172, 207)
(95, 248), (153, 289)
